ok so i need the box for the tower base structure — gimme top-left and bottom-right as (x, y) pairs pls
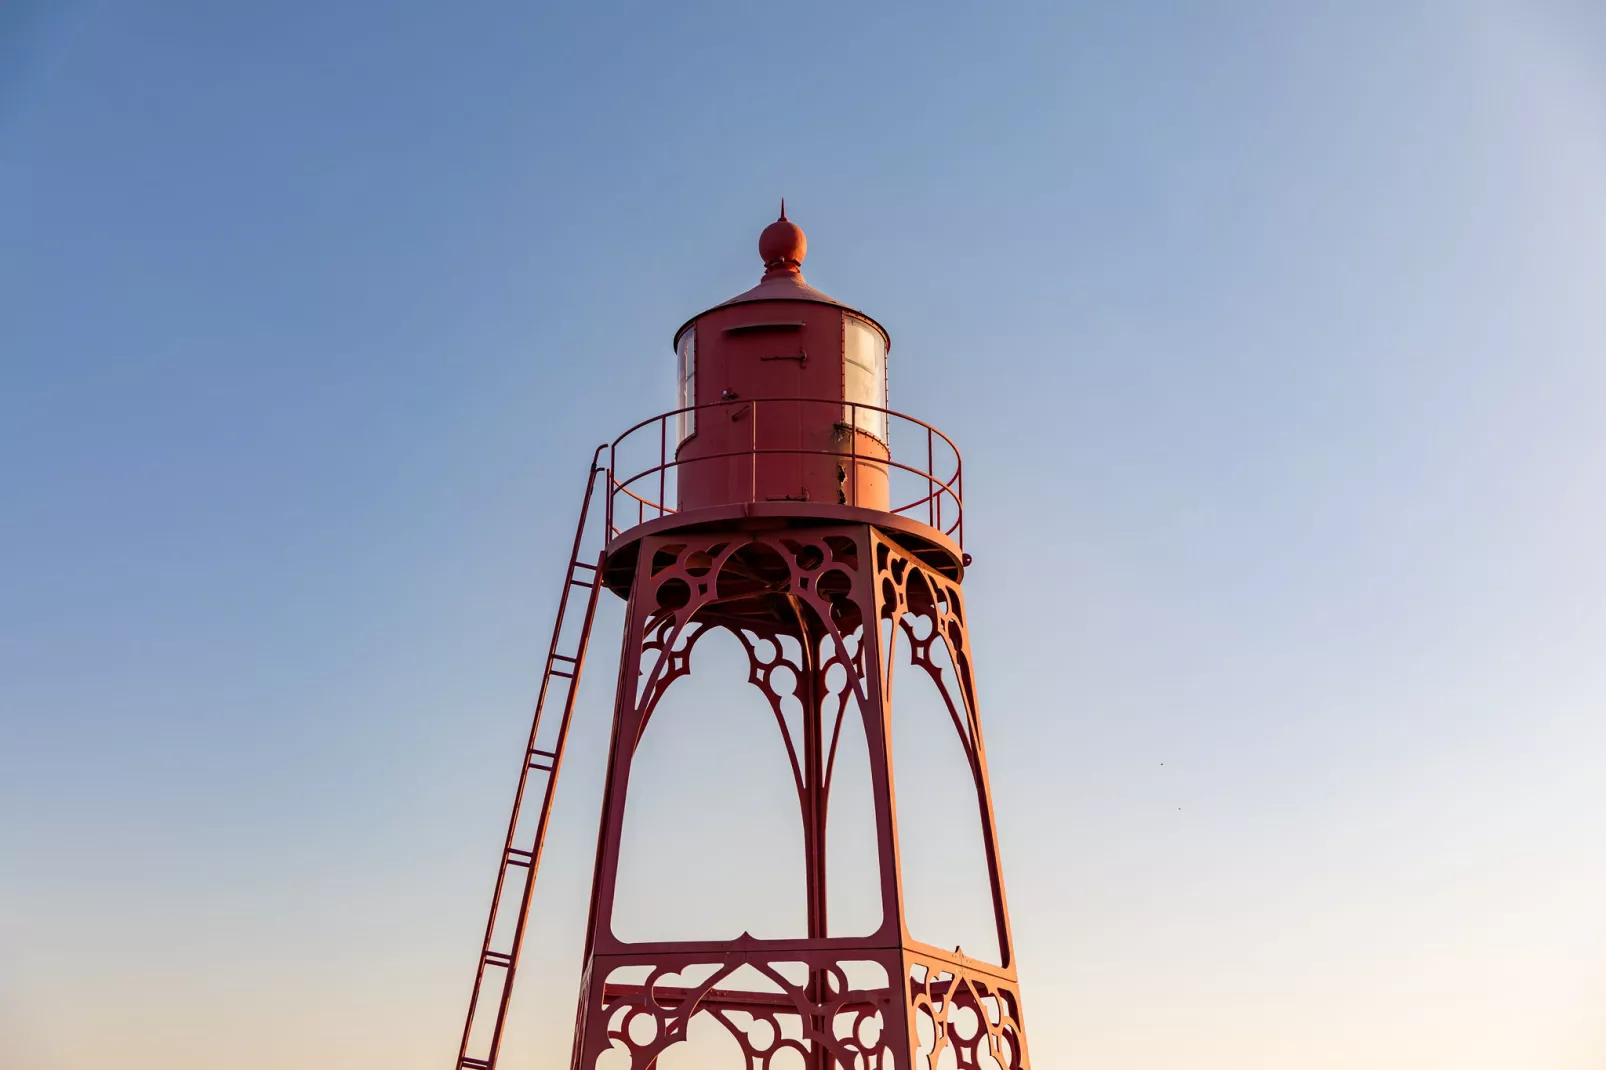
(571, 518), (1030, 1070)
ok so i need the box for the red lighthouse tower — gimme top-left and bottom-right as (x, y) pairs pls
(454, 210), (1032, 1070)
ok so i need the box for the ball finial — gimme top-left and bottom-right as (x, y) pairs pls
(758, 200), (806, 278)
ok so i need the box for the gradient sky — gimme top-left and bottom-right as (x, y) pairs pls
(4, 3), (1606, 1068)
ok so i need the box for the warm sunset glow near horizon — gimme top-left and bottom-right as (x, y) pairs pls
(3, 3), (1605, 1067)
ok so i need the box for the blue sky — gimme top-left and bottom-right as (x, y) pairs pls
(3, 2), (1605, 1067)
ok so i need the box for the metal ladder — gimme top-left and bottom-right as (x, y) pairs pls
(456, 447), (609, 1070)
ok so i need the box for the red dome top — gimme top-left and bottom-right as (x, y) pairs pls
(758, 200), (806, 277)
(671, 204), (889, 350)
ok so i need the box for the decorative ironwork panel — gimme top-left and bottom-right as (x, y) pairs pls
(569, 526), (1029, 1070)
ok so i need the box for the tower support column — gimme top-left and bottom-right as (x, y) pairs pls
(569, 524), (1030, 1070)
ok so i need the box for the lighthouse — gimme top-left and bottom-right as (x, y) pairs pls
(454, 210), (1032, 1070)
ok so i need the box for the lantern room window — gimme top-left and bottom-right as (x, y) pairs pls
(676, 327), (696, 443)
(843, 316), (887, 442)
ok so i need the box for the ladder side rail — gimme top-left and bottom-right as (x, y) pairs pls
(457, 584), (582, 1058)
(456, 447), (608, 1070)
(482, 547), (606, 1066)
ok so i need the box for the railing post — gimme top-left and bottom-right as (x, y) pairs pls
(850, 403), (858, 507)
(956, 459), (963, 545)
(601, 400), (962, 547)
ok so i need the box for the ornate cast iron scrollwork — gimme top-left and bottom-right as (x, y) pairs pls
(572, 527), (1029, 1070)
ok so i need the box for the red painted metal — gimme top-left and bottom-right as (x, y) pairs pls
(604, 397), (964, 546)
(669, 202), (894, 515)
(570, 527), (1029, 1069)
(451, 211), (1030, 1069)
(455, 447), (608, 1070)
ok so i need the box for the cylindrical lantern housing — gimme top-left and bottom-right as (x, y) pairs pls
(671, 209), (891, 512)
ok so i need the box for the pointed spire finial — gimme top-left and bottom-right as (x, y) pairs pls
(758, 204), (807, 279)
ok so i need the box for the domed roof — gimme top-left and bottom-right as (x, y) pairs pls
(759, 202), (806, 273)
(673, 204), (888, 347)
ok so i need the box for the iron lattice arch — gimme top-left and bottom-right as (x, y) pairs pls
(571, 525), (1031, 1070)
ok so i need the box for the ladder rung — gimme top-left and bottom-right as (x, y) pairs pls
(454, 463), (604, 1070)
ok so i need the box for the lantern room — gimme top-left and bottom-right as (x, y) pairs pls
(670, 205), (892, 512)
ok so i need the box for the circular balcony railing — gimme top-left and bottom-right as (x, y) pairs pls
(606, 397), (963, 548)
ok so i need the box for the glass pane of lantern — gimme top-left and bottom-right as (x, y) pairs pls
(676, 327), (696, 443)
(842, 316), (887, 442)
